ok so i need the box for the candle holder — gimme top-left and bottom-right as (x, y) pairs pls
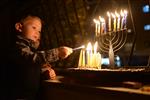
(93, 10), (128, 69)
(77, 10), (128, 69)
(97, 28), (127, 68)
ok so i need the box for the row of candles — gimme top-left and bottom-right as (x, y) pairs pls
(78, 41), (102, 69)
(93, 10), (128, 37)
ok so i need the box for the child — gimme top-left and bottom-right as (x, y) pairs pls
(8, 15), (73, 100)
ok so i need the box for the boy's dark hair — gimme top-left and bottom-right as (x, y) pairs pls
(20, 15), (44, 25)
(15, 14), (44, 25)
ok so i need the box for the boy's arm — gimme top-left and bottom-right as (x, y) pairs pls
(15, 42), (60, 64)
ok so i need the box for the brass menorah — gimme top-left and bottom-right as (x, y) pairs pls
(94, 10), (128, 68)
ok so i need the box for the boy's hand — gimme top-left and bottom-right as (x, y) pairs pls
(41, 63), (56, 80)
(47, 68), (56, 80)
(58, 46), (73, 59)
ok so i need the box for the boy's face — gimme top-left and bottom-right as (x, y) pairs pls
(21, 17), (42, 47)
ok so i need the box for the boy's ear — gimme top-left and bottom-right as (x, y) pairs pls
(15, 22), (23, 32)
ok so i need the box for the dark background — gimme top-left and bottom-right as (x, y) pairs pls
(0, 0), (150, 99)
(0, 0), (150, 71)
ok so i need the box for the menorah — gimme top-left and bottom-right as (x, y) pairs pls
(94, 10), (128, 68)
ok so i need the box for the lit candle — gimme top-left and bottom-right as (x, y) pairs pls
(115, 11), (120, 31)
(94, 41), (98, 54)
(107, 12), (111, 32)
(104, 19), (107, 34)
(96, 52), (101, 69)
(124, 10), (128, 29)
(120, 10), (124, 30)
(86, 42), (92, 67)
(82, 49), (85, 67)
(93, 19), (98, 37)
(78, 48), (86, 68)
(111, 13), (116, 32)
(98, 20), (101, 36)
(78, 49), (83, 68)
(93, 41), (98, 67)
(100, 17), (105, 34)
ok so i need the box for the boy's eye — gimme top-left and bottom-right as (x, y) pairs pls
(32, 26), (36, 29)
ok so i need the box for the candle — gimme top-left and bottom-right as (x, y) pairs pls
(120, 10), (124, 30)
(96, 52), (101, 69)
(93, 41), (98, 67)
(78, 48), (86, 68)
(111, 13), (116, 32)
(99, 16), (104, 35)
(78, 49), (83, 67)
(124, 10), (127, 29)
(82, 49), (85, 67)
(98, 20), (100, 36)
(115, 11), (120, 31)
(86, 42), (92, 67)
(94, 41), (98, 54)
(93, 19), (98, 37)
(100, 17), (105, 34)
(104, 19), (107, 34)
(107, 12), (111, 32)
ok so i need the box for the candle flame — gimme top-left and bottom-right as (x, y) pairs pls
(107, 12), (110, 17)
(120, 10), (124, 16)
(99, 16), (101, 19)
(115, 11), (120, 18)
(86, 42), (92, 51)
(100, 17), (105, 22)
(124, 10), (127, 15)
(93, 19), (100, 24)
(111, 13), (116, 18)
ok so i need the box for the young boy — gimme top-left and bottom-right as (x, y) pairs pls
(8, 15), (73, 100)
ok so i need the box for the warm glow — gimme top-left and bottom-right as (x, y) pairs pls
(107, 12), (111, 17)
(111, 13), (116, 18)
(94, 41), (98, 53)
(78, 42), (101, 69)
(99, 17), (105, 23)
(115, 11), (120, 18)
(86, 42), (92, 51)
(81, 45), (85, 49)
(124, 10), (127, 15)
(120, 10), (124, 16)
(93, 19), (99, 24)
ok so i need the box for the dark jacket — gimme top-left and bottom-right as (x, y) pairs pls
(7, 35), (59, 100)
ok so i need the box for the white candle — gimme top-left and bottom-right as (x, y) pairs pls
(104, 19), (107, 34)
(90, 45), (93, 67)
(111, 13), (116, 32)
(107, 12), (111, 32)
(92, 53), (96, 68)
(98, 21), (100, 36)
(93, 41), (98, 67)
(94, 41), (98, 54)
(100, 17), (105, 34)
(96, 52), (101, 69)
(115, 11), (120, 31)
(86, 42), (92, 67)
(120, 10), (124, 30)
(124, 10), (128, 29)
(93, 19), (98, 36)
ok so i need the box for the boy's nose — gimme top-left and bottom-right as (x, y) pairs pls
(34, 35), (39, 41)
